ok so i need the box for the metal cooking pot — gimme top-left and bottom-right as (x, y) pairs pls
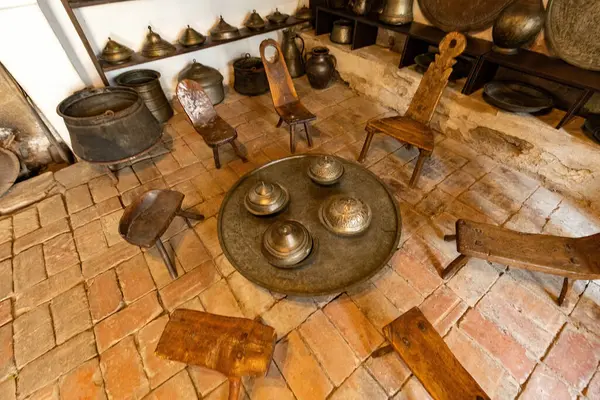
(178, 59), (225, 105)
(330, 20), (353, 44)
(379, 0), (413, 25)
(233, 54), (269, 96)
(57, 87), (162, 164)
(115, 69), (173, 123)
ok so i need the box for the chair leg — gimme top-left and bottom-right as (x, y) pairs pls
(276, 117), (283, 128)
(358, 131), (375, 163)
(289, 124), (296, 154)
(372, 345), (394, 358)
(304, 122), (313, 148)
(155, 240), (178, 279)
(230, 140), (248, 163)
(557, 277), (570, 306)
(212, 146), (221, 169)
(441, 254), (470, 279)
(409, 149), (430, 188)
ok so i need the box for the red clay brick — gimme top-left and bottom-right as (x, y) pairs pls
(242, 361), (295, 400)
(193, 217), (221, 258)
(12, 244), (46, 293)
(260, 297), (316, 339)
(43, 233), (79, 276)
(100, 336), (150, 400)
(199, 280), (244, 318)
(586, 371), (600, 399)
(187, 366), (226, 397)
(159, 260), (220, 311)
(88, 175), (119, 203)
(520, 364), (575, 400)
(0, 298), (11, 326)
(371, 267), (423, 313)
(329, 366), (387, 400)
(146, 370), (197, 400)
(390, 249), (442, 297)
(82, 240), (140, 279)
(13, 305), (55, 368)
(144, 242), (185, 289)
(74, 220), (108, 262)
(25, 383), (59, 400)
(364, 351), (411, 396)
(36, 194), (67, 227)
(393, 376), (433, 400)
(571, 283), (600, 334)
(65, 185), (93, 214)
(0, 323), (15, 381)
(347, 282), (401, 331)
(50, 285), (91, 344)
(446, 258), (500, 306)
(420, 285), (467, 336)
(0, 378), (15, 400)
(0, 260), (11, 300)
(13, 208), (39, 239)
(169, 229), (210, 272)
(87, 269), (123, 322)
(58, 358), (106, 400)
(116, 254), (155, 303)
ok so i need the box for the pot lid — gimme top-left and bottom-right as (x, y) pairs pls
(295, 6), (313, 20)
(210, 15), (240, 35)
(179, 25), (206, 47)
(244, 181), (289, 216)
(262, 220), (313, 267)
(245, 10), (266, 29)
(101, 37), (133, 57)
(141, 26), (176, 58)
(268, 8), (289, 24)
(179, 59), (224, 86)
(308, 155), (344, 185)
(319, 195), (372, 236)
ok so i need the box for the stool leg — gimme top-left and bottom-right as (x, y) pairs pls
(444, 234), (457, 242)
(156, 240), (177, 279)
(228, 377), (241, 400)
(177, 210), (205, 221)
(276, 117), (283, 128)
(289, 124), (296, 154)
(230, 140), (248, 163)
(358, 131), (375, 163)
(441, 254), (470, 279)
(304, 122), (313, 148)
(213, 146), (221, 169)
(409, 150), (430, 188)
(372, 344), (394, 358)
(557, 277), (569, 306)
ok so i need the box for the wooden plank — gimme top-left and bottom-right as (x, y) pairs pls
(70, 0), (135, 8)
(383, 307), (490, 400)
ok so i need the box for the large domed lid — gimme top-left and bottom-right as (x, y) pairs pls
(178, 59), (224, 86)
(245, 10), (266, 31)
(308, 155), (344, 185)
(262, 220), (312, 268)
(295, 6), (313, 21)
(101, 37), (133, 58)
(210, 16), (240, 41)
(244, 181), (290, 216)
(178, 25), (206, 47)
(319, 195), (372, 236)
(141, 26), (176, 58)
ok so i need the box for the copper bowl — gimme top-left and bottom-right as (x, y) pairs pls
(308, 155), (344, 185)
(319, 195), (372, 236)
(244, 181), (290, 216)
(262, 220), (313, 268)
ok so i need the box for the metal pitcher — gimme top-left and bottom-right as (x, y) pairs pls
(281, 29), (305, 78)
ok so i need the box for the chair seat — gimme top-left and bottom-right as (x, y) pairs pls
(456, 219), (600, 280)
(366, 116), (434, 152)
(193, 115), (237, 146)
(275, 101), (316, 124)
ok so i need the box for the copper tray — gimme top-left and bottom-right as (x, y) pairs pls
(546, 0), (600, 71)
(218, 155), (402, 296)
(417, 0), (516, 32)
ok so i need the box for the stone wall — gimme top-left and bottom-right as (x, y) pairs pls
(300, 31), (600, 209)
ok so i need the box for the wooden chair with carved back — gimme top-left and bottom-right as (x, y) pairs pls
(358, 32), (466, 187)
(442, 219), (600, 306)
(260, 38), (316, 154)
(176, 79), (248, 169)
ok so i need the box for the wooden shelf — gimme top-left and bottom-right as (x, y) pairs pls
(101, 18), (305, 72)
(70, 0), (136, 8)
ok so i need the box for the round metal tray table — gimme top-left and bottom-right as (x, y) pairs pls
(218, 155), (402, 296)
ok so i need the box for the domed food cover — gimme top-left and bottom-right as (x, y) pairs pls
(210, 16), (240, 41)
(267, 8), (289, 24)
(244, 181), (290, 216)
(308, 155), (344, 185)
(262, 220), (313, 268)
(319, 195), (372, 236)
(178, 60), (225, 105)
(178, 25), (206, 47)
(245, 10), (266, 31)
(141, 26), (176, 58)
(99, 37), (133, 64)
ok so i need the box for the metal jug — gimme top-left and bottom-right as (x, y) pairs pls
(281, 29), (305, 78)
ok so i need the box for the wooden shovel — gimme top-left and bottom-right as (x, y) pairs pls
(155, 309), (276, 400)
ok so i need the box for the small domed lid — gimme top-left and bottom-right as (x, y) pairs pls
(178, 59), (224, 86)
(101, 37), (133, 57)
(178, 25), (206, 47)
(210, 16), (240, 36)
(268, 8), (289, 24)
(244, 181), (290, 216)
(262, 220), (312, 267)
(308, 155), (344, 185)
(295, 6), (313, 20)
(141, 26), (176, 58)
(319, 195), (372, 236)
(246, 10), (266, 30)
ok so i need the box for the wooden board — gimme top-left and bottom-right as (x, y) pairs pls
(417, 0), (516, 32)
(383, 307), (490, 400)
(155, 309), (276, 377)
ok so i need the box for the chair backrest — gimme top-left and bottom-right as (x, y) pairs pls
(176, 79), (217, 126)
(405, 32), (466, 125)
(259, 39), (299, 108)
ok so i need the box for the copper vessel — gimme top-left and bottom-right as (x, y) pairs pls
(115, 69), (173, 123)
(295, 6), (313, 21)
(262, 220), (313, 268)
(268, 8), (289, 24)
(178, 60), (225, 105)
(492, 0), (544, 55)
(379, 0), (413, 25)
(99, 37), (133, 65)
(244, 181), (290, 216)
(245, 10), (266, 31)
(210, 16), (240, 41)
(178, 25), (206, 47)
(141, 26), (175, 58)
(319, 195), (372, 236)
(330, 20), (353, 44)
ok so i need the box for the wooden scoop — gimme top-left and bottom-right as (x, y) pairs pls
(155, 309), (276, 400)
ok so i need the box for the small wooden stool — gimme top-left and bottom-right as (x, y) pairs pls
(156, 309), (276, 400)
(119, 189), (204, 279)
(177, 79), (248, 169)
(442, 219), (600, 306)
(260, 38), (316, 154)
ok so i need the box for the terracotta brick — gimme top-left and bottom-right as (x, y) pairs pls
(173, 180), (203, 210)
(416, 188), (454, 218)
(116, 254), (155, 303)
(371, 267), (423, 313)
(519, 364), (575, 400)
(88, 175), (119, 203)
(438, 169), (477, 197)
(132, 159), (161, 183)
(36, 195), (67, 227)
(390, 249), (442, 297)
(74, 220), (108, 261)
(82, 241), (140, 279)
(0, 378), (15, 400)
(392, 376), (433, 400)
(242, 361), (294, 400)
(153, 153), (180, 176)
(329, 366), (387, 400)
(323, 294), (384, 360)
(0, 242), (10, 262)
(0, 218), (11, 244)
(100, 209), (125, 246)
(178, 296), (204, 312)
(447, 258), (500, 306)
(164, 164), (205, 187)
(143, 242), (185, 289)
(100, 336), (150, 400)
(94, 292), (162, 353)
(169, 229), (210, 272)
(58, 358), (106, 400)
(13, 245), (46, 293)
(137, 315), (185, 388)
(171, 144), (199, 167)
(190, 172), (224, 199)
(460, 308), (536, 383)
(204, 380), (249, 400)
(146, 370), (197, 400)
(347, 282), (401, 331)
(0, 324), (15, 381)
(227, 272), (275, 318)
(13, 208), (39, 238)
(115, 166), (140, 193)
(214, 254), (235, 277)
(188, 194), (223, 220)
(17, 331), (97, 398)
(193, 217), (222, 258)
(43, 233), (79, 276)
(586, 371), (600, 399)
(87, 269), (123, 322)
(13, 305), (55, 368)
(70, 197), (122, 229)
(188, 366), (227, 397)
(420, 285), (468, 336)
(199, 280), (243, 318)
(13, 218), (70, 255)
(24, 383), (59, 400)
(261, 297), (316, 339)
(50, 285), (91, 344)
(0, 260), (12, 300)
(65, 185), (93, 214)
(121, 178), (167, 207)
(14, 264), (82, 316)
(54, 162), (105, 189)
(298, 310), (359, 386)
(571, 283), (600, 334)
(273, 330), (333, 400)
(208, 166), (238, 192)
(545, 325), (600, 391)
(364, 351), (411, 396)
(0, 298), (11, 326)
(159, 260), (220, 311)
(524, 186), (562, 216)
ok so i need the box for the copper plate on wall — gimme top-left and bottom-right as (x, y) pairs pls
(417, 0), (517, 32)
(546, 0), (600, 71)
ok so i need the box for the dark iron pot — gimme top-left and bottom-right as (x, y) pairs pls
(233, 54), (269, 96)
(305, 47), (337, 89)
(178, 59), (225, 105)
(57, 87), (162, 164)
(115, 69), (173, 123)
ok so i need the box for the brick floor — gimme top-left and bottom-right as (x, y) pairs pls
(0, 78), (599, 399)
